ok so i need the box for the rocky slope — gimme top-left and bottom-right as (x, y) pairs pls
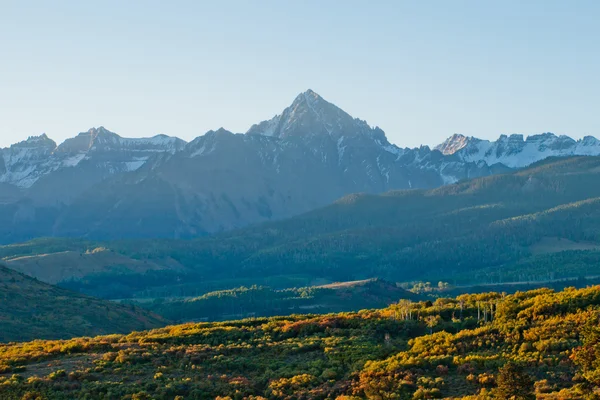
(0, 90), (598, 242)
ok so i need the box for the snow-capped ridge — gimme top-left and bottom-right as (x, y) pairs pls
(0, 127), (187, 188)
(4, 91), (600, 241)
(436, 132), (600, 168)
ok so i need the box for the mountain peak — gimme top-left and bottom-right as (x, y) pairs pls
(89, 126), (120, 140)
(294, 88), (322, 105)
(287, 89), (328, 117)
(11, 134), (57, 150)
(246, 89), (385, 142)
(435, 134), (476, 155)
(56, 127), (120, 153)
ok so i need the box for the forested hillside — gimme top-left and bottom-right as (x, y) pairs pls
(3, 286), (600, 399)
(144, 279), (419, 322)
(0, 264), (168, 342)
(4, 156), (600, 301)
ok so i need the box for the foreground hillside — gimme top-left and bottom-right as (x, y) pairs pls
(2, 286), (600, 399)
(4, 156), (600, 301)
(0, 265), (168, 342)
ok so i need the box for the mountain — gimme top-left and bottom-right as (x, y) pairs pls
(52, 92), (506, 239)
(0, 263), (168, 342)
(1, 90), (598, 242)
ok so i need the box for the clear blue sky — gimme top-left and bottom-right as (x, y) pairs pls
(1, 0), (599, 148)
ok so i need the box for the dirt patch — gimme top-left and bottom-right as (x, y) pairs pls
(1, 354), (101, 379)
(314, 279), (375, 289)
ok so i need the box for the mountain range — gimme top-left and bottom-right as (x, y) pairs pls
(1, 89), (599, 242)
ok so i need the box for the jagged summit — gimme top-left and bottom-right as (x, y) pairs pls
(293, 88), (322, 103)
(290, 89), (328, 114)
(55, 127), (186, 154)
(246, 89), (385, 141)
(0, 127), (187, 189)
(434, 134), (476, 155)
(434, 132), (600, 168)
(56, 127), (118, 152)
(8, 133), (57, 150)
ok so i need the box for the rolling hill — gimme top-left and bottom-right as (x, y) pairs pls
(144, 278), (419, 322)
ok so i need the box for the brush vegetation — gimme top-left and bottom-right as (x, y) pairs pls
(3, 286), (600, 399)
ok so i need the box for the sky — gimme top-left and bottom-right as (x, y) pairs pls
(1, 0), (599, 149)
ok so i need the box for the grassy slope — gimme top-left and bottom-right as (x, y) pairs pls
(0, 264), (169, 343)
(5, 249), (182, 284)
(1, 285), (599, 399)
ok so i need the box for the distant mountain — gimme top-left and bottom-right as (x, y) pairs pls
(0, 90), (598, 242)
(0, 263), (168, 342)
(51, 91), (503, 239)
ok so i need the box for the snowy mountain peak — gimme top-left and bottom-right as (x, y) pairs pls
(434, 134), (477, 155)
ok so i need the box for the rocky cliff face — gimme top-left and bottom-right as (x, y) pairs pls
(0, 90), (597, 242)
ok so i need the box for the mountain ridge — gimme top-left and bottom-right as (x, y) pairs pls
(434, 131), (600, 168)
(0, 90), (598, 242)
